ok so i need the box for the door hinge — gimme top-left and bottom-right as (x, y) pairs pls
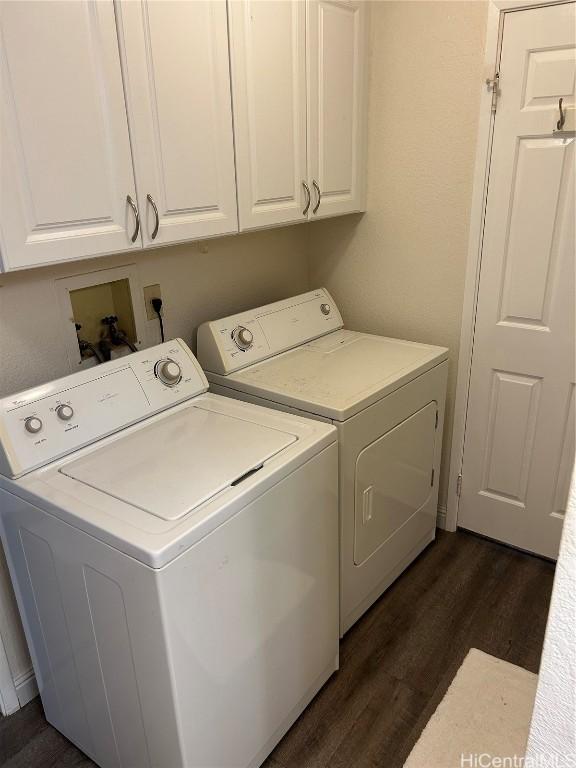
(435, 409), (439, 430)
(456, 473), (463, 497)
(431, 468), (435, 487)
(486, 72), (500, 113)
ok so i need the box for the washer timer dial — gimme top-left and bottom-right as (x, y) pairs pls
(155, 359), (182, 387)
(232, 326), (253, 350)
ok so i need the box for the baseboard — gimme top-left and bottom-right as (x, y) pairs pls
(436, 504), (448, 530)
(14, 667), (38, 707)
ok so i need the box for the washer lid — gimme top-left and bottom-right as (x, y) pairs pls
(59, 405), (297, 520)
(215, 331), (449, 421)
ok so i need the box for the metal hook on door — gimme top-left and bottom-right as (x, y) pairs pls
(557, 98), (566, 131)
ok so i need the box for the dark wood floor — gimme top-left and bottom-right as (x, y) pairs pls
(0, 530), (555, 768)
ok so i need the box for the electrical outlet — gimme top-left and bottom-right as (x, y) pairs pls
(143, 284), (161, 320)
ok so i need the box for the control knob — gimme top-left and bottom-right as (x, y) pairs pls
(232, 326), (254, 350)
(320, 303), (331, 316)
(155, 359), (182, 386)
(56, 404), (74, 421)
(24, 416), (43, 434)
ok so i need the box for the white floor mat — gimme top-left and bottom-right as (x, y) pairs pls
(404, 648), (537, 768)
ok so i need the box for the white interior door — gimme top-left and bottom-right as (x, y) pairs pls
(117, 0), (238, 246)
(0, 0), (140, 271)
(307, 0), (367, 219)
(459, 3), (575, 559)
(228, 0), (308, 230)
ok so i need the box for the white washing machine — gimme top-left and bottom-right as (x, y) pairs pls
(198, 289), (449, 634)
(0, 339), (339, 768)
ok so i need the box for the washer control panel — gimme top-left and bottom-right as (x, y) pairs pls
(197, 288), (343, 375)
(0, 339), (208, 478)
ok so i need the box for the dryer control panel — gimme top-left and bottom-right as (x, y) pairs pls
(197, 288), (344, 375)
(0, 339), (208, 478)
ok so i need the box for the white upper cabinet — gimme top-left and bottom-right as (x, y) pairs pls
(0, 0), (369, 271)
(307, 0), (368, 219)
(116, 0), (238, 246)
(229, 0), (367, 231)
(0, 1), (141, 272)
(229, 0), (309, 230)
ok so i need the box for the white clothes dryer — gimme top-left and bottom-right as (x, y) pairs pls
(0, 339), (339, 768)
(198, 290), (449, 634)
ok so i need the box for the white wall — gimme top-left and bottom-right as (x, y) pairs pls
(309, 0), (488, 509)
(0, 227), (309, 398)
(0, 225), (309, 691)
(525, 469), (576, 765)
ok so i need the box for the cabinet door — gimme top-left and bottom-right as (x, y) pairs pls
(307, 0), (368, 219)
(0, 1), (140, 272)
(229, 0), (309, 230)
(117, 1), (238, 246)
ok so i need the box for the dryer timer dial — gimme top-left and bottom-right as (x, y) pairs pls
(232, 326), (254, 350)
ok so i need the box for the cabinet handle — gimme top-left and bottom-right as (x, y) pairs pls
(147, 194), (160, 240)
(312, 180), (321, 214)
(302, 181), (311, 216)
(126, 195), (140, 243)
(556, 97), (566, 131)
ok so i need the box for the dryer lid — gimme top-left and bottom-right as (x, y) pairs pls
(217, 331), (448, 421)
(59, 405), (297, 520)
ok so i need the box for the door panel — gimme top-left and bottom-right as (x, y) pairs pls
(459, 3), (575, 558)
(354, 402), (437, 565)
(307, 0), (367, 219)
(117, 0), (237, 245)
(523, 48), (576, 109)
(0, 0), (140, 271)
(480, 371), (541, 504)
(499, 139), (571, 328)
(229, 0), (308, 230)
